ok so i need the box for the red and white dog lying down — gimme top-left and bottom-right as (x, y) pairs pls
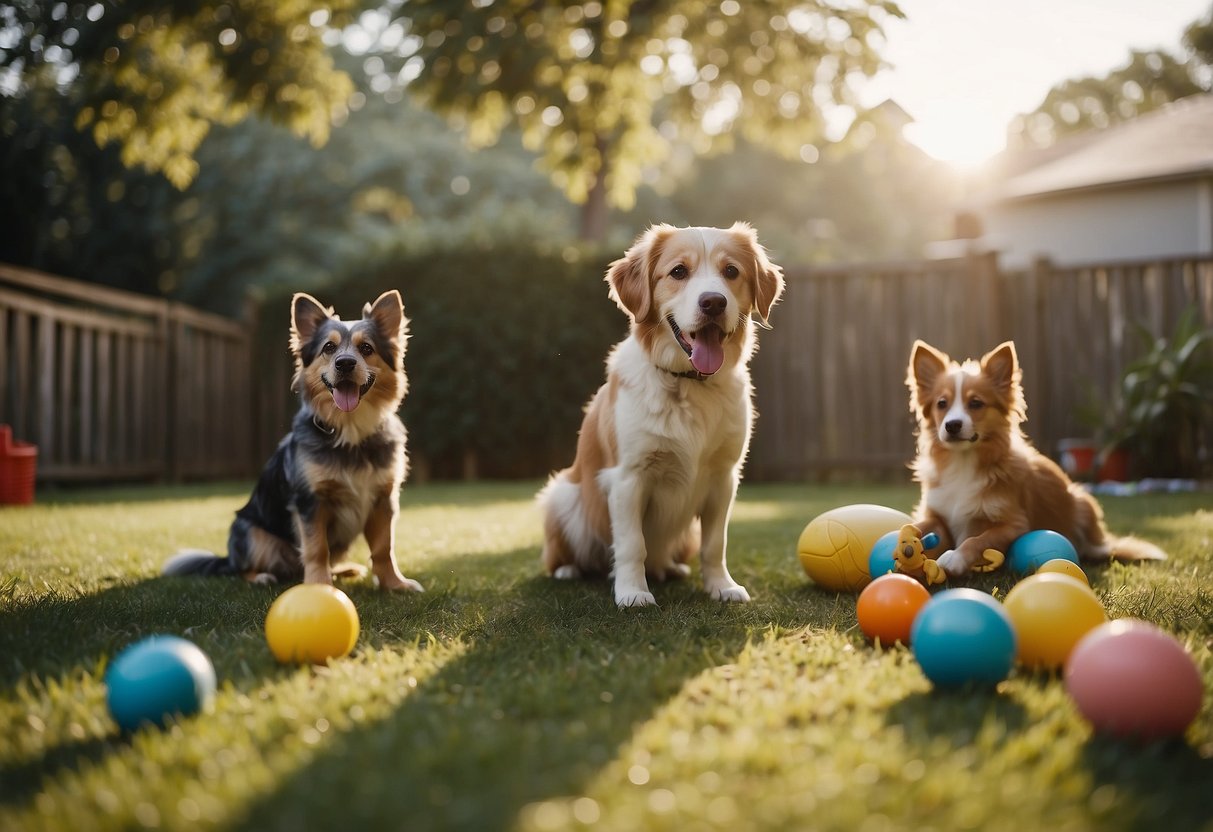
(906, 339), (1166, 577)
(539, 224), (785, 607)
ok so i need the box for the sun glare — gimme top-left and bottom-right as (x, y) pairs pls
(902, 112), (1004, 169)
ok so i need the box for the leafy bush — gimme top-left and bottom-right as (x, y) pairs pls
(258, 242), (627, 479)
(1106, 307), (1213, 479)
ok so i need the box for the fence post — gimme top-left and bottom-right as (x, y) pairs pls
(159, 302), (179, 483)
(242, 294), (262, 476)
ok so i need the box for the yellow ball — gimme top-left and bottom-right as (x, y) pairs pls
(797, 504), (912, 592)
(1003, 573), (1106, 669)
(1036, 558), (1089, 585)
(265, 584), (360, 664)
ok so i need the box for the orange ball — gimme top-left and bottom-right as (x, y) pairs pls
(856, 573), (932, 646)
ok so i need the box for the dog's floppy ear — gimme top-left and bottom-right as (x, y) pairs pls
(291, 293), (332, 353)
(907, 340), (950, 413)
(607, 225), (670, 321)
(363, 290), (408, 342)
(731, 222), (784, 329)
(981, 341), (1025, 419)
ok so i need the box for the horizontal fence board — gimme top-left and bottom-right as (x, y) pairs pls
(1, 265), (254, 484)
(748, 254), (1213, 480)
(3, 256), (1211, 485)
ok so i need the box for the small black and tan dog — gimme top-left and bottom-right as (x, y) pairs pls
(163, 290), (423, 592)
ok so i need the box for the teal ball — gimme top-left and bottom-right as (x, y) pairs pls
(868, 530), (899, 579)
(105, 636), (216, 732)
(911, 589), (1017, 687)
(1007, 530), (1079, 575)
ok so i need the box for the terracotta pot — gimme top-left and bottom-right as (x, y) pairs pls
(1057, 439), (1130, 483)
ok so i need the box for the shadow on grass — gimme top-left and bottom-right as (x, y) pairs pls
(1081, 735), (1213, 829)
(0, 577), (279, 690)
(0, 544), (809, 828)
(0, 735), (123, 810)
(884, 688), (1031, 747)
(230, 550), (809, 832)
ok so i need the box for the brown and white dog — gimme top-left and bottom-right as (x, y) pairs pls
(539, 224), (784, 607)
(906, 339), (1165, 577)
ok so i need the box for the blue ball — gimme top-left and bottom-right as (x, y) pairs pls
(1007, 530), (1079, 575)
(911, 589), (1017, 687)
(105, 636), (216, 732)
(868, 530), (899, 579)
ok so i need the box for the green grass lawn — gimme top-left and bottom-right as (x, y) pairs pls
(1, 480), (1211, 832)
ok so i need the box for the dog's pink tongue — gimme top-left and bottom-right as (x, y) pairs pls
(690, 327), (725, 375)
(333, 382), (360, 412)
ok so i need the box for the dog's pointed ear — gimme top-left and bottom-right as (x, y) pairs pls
(291, 293), (332, 348)
(981, 341), (1025, 419)
(607, 225), (671, 321)
(364, 290), (408, 340)
(731, 222), (784, 329)
(907, 340), (950, 410)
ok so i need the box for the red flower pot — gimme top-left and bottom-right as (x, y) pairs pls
(0, 425), (37, 505)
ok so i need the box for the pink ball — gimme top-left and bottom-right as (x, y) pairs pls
(1065, 619), (1204, 740)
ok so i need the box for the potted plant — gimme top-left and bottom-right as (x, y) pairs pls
(1100, 307), (1213, 481)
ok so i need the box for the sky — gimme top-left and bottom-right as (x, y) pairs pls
(859, 0), (1212, 166)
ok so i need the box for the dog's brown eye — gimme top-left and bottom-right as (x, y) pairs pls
(969, 397), (984, 410)
(358, 343), (374, 357)
(723, 264), (739, 279)
(936, 398), (948, 410)
(322, 342), (337, 355)
(670, 264), (688, 280)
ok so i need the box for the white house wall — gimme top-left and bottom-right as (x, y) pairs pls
(983, 177), (1213, 269)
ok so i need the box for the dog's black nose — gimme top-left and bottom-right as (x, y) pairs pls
(699, 292), (727, 317)
(945, 419), (963, 435)
(335, 356), (357, 374)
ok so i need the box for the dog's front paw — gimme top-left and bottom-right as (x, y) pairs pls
(377, 573), (425, 593)
(650, 562), (692, 582)
(707, 582), (751, 603)
(936, 549), (967, 577)
(616, 588), (657, 608)
(553, 564), (582, 580)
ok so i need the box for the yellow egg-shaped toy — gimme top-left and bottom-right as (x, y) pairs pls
(1003, 573), (1106, 669)
(1036, 558), (1089, 585)
(265, 584), (360, 664)
(797, 504), (912, 592)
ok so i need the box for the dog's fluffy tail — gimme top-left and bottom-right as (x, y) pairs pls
(162, 549), (240, 577)
(1083, 535), (1168, 563)
(1106, 535), (1167, 562)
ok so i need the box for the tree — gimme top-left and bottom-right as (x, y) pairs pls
(0, 0), (357, 187)
(1008, 4), (1213, 150)
(392, 0), (903, 240)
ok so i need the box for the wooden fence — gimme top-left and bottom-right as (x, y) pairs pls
(3, 256), (1211, 484)
(0, 264), (254, 482)
(747, 254), (1213, 479)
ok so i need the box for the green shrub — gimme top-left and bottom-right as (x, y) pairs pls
(257, 242), (627, 479)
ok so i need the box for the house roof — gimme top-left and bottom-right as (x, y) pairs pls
(995, 93), (1213, 201)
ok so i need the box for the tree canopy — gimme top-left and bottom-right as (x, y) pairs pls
(0, 0), (357, 186)
(392, 0), (903, 238)
(1007, 3), (1213, 149)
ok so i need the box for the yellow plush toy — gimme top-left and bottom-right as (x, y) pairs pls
(893, 523), (1005, 584)
(893, 524), (947, 585)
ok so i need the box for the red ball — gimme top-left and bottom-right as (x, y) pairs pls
(1065, 619), (1204, 740)
(856, 573), (931, 646)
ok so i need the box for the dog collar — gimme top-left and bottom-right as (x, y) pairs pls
(312, 415), (336, 436)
